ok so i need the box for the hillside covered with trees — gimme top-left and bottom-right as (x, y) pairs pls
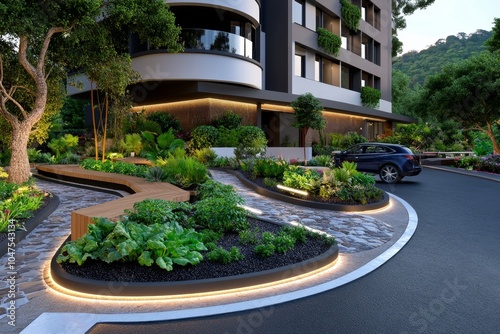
(393, 29), (492, 87)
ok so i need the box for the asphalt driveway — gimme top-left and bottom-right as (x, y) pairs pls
(88, 167), (500, 334)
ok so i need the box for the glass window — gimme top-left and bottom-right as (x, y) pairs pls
(293, 0), (304, 25)
(230, 21), (241, 36)
(315, 56), (320, 81)
(341, 65), (350, 89)
(374, 42), (381, 65)
(295, 54), (305, 77)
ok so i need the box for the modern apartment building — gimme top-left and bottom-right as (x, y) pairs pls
(69, 0), (414, 146)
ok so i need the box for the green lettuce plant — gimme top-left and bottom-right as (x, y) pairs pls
(57, 217), (206, 271)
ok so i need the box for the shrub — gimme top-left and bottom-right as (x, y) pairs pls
(213, 111), (242, 129)
(263, 177), (278, 188)
(112, 161), (140, 176)
(206, 246), (244, 264)
(312, 144), (336, 156)
(58, 153), (81, 164)
(192, 148), (217, 165)
(234, 126), (267, 160)
(36, 152), (53, 163)
(191, 181), (248, 232)
(209, 156), (239, 168)
(239, 228), (261, 245)
(273, 231), (296, 253)
(282, 225), (308, 244)
(27, 148), (40, 163)
(125, 199), (191, 226)
(330, 133), (344, 149)
(190, 195), (249, 232)
(188, 125), (219, 151)
(199, 229), (222, 244)
(216, 127), (240, 147)
(308, 155), (331, 167)
(146, 112), (182, 133)
(0, 181), (46, 232)
(48, 134), (79, 159)
(145, 166), (169, 182)
(253, 157), (288, 178)
(119, 133), (143, 155)
(479, 154), (500, 174)
(342, 132), (367, 148)
(161, 157), (208, 189)
(282, 165), (321, 192)
(254, 243), (275, 258)
(457, 156), (481, 170)
(197, 179), (236, 199)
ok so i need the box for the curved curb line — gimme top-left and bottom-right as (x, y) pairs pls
(49, 238), (339, 297)
(22, 192), (417, 334)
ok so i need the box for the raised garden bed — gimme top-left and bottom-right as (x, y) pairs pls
(50, 217), (338, 296)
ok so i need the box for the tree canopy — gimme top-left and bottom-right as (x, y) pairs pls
(422, 51), (500, 153)
(0, 0), (182, 183)
(485, 18), (500, 53)
(393, 29), (492, 88)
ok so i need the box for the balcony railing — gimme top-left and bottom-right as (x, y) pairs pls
(180, 28), (254, 59)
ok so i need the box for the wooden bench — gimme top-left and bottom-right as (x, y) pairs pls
(36, 165), (190, 240)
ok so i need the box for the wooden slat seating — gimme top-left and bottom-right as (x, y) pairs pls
(36, 165), (190, 240)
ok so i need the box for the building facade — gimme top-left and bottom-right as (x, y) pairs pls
(69, 0), (414, 146)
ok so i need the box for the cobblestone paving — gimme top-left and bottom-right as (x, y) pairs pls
(210, 170), (394, 254)
(0, 172), (393, 318)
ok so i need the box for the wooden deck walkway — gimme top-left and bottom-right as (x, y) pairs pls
(37, 165), (190, 240)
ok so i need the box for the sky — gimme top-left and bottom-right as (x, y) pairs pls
(396, 0), (499, 54)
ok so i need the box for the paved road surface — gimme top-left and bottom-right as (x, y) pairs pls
(88, 168), (500, 334)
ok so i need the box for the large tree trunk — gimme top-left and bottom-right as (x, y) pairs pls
(486, 122), (500, 154)
(7, 123), (32, 183)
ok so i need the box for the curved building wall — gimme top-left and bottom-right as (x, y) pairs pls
(132, 53), (262, 89)
(166, 0), (260, 26)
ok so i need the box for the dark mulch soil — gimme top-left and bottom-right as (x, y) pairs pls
(60, 218), (333, 283)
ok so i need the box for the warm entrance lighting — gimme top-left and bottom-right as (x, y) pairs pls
(277, 184), (308, 196)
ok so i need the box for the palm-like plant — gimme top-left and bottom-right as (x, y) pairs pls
(141, 129), (186, 162)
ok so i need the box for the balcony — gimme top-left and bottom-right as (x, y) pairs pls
(180, 28), (254, 59)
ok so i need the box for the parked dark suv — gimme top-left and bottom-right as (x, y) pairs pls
(333, 143), (422, 183)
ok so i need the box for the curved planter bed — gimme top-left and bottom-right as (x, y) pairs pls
(0, 195), (60, 258)
(215, 168), (390, 212)
(49, 236), (339, 297)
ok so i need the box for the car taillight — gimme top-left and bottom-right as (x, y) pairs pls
(405, 155), (420, 164)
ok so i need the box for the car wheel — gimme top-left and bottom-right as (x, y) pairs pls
(379, 164), (402, 184)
